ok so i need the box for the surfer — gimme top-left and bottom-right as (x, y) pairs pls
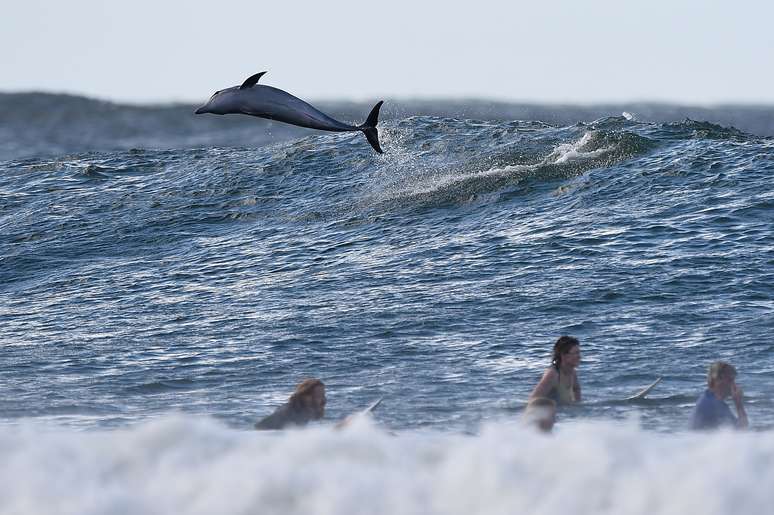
(529, 336), (581, 405)
(523, 397), (557, 433)
(690, 361), (749, 430)
(254, 378), (326, 430)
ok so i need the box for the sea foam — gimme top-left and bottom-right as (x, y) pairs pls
(2, 415), (773, 515)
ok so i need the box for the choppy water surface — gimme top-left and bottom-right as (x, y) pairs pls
(1, 98), (773, 514)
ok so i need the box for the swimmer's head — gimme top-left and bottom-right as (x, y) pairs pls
(524, 397), (557, 433)
(707, 361), (736, 397)
(290, 378), (327, 419)
(552, 336), (581, 370)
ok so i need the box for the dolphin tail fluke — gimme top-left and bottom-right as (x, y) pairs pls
(360, 101), (384, 154)
(363, 127), (383, 154)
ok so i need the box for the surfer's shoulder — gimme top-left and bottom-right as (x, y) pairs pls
(529, 367), (560, 401)
(254, 403), (293, 430)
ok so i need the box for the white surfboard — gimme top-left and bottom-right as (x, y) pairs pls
(362, 397), (383, 414)
(335, 397), (384, 429)
(625, 377), (662, 401)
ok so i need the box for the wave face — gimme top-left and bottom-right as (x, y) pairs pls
(2, 111), (773, 430)
(1, 96), (774, 513)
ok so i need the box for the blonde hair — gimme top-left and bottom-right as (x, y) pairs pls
(289, 378), (324, 408)
(707, 361), (736, 387)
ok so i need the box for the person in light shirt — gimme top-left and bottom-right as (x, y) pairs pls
(690, 361), (748, 430)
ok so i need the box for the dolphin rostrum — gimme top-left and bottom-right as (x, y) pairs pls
(195, 71), (384, 153)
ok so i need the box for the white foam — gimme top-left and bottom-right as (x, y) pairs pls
(364, 130), (622, 207)
(547, 131), (615, 164)
(2, 415), (774, 515)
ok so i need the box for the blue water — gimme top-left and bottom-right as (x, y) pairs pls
(3, 108), (773, 431)
(1, 96), (773, 514)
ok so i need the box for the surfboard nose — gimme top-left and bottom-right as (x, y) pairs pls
(194, 105), (207, 115)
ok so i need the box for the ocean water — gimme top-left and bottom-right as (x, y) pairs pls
(1, 94), (774, 514)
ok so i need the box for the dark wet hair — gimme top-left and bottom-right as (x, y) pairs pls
(551, 336), (580, 370)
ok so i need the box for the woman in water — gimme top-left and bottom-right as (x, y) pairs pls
(530, 336), (581, 404)
(254, 378), (327, 430)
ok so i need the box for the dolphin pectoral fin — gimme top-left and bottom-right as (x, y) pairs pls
(240, 71), (267, 90)
(360, 101), (384, 154)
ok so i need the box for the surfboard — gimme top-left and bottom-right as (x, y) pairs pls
(335, 397), (384, 429)
(625, 377), (662, 401)
(362, 397), (383, 414)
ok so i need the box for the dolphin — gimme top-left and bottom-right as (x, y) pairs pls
(195, 71), (384, 153)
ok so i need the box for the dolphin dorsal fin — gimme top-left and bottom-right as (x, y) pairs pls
(240, 71), (267, 90)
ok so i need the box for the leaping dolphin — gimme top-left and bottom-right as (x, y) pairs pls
(195, 71), (384, 154)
